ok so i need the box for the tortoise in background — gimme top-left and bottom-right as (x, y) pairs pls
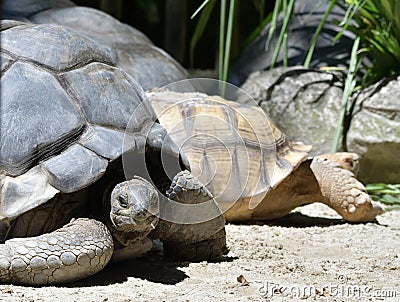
(0, 21), (226, 285)
(148, 90), (383, 223)
(1, 0), (188, 90)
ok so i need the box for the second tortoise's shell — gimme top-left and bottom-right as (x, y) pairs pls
(28, 6), (188, 90)
(3, 1), (188, 91)
(0, 21), (156, 223)
(147, 91), (311, 209)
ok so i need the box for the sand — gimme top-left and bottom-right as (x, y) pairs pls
(1, 203), (399, 302)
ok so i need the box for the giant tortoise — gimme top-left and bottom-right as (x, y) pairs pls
(2, 0), (188, 90)
(147, 90), (384, 223)
(0, 21), (226, 285)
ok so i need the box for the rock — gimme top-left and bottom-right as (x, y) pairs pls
(240, 67), (344, 155)
(347, 77), (400, 183)
(241, 68), (400, 183)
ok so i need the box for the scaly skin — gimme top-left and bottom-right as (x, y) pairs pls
(154, 170), (228, 261)
(311, 153), (384, 222)
(0, 218), (113, 285)
(0, 172), (227, 285)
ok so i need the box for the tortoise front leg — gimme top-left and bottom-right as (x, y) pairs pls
(310, 153), (384, 222)
(154, 170), (228, 261)
(0, 218), (113, 285)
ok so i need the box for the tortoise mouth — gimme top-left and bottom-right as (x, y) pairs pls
(110, 212), (158, 233)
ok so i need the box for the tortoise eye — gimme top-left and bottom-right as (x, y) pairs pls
(118, 196), (128, 208)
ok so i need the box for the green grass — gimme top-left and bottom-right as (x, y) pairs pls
(338, 0), (400, 85)
(190, 0), (216, 67)
(190, 0), (236, 85)
(331, 36), (361, 152)
(304, 0), (337, 68)
(221, 0), (236, 84)
(366, 183), (400, 211)
(191, 0), (400, 85)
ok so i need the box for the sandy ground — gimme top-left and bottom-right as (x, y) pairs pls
(1, 203), (399, 302)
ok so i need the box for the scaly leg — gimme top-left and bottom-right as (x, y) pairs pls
(310, 153), (384, 222)
(154, 170), (228, 261)
(0, 218), (113, 285)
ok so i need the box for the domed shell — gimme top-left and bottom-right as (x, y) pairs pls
(0, 22), (156, 222)
(147, 91), (311, 206)
(14, 5), (188, 90)
(2, 0), (74, 19)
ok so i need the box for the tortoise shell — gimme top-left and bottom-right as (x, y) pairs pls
(3, 1), (188, 90)
(147, 91), (311, 208)
(0, 21), (158, 227)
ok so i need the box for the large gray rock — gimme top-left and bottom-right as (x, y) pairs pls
(241, 67), (344, 155)
(347, 77), (400, 183)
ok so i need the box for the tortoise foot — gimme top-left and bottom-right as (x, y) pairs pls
(311, 154), (384, 222)
(0, 218), (113, 285)
(163, 228), (228, 261)
(111, 237), (153, 263)
(155, 170), (227, 261)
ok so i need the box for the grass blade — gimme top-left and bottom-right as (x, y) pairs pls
(331, 36), (360, 152)
(283, 32), (288, 66)
(366, 183), (400, 194)
(222, 0), (236, 83)
(333, 1), (361, 44)
(270, 0), (295, 69)
(190, 0), (216, 66)
(366, 183), (400, 208)
(304, 0), (337, 67)
(191, 0), (211, 19)
(265, 0), (282, 51)
(219, 0), (227, 81)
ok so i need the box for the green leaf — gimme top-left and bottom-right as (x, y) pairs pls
(219, 0), (227, 81)
(385, 205), (400, 212)
(366, 183), (390, 190)
(189, 0), (217, 67)
(366, 183), (400, 194)
(221, 0), (236, 83)
(304, 0), (337, 67)
(338, 0), (400, 85)
(374, 194), (400, 205)
(367, 183), (400, 208)
(191, 0), (211, 19)
(270, 0), (295, 68)
(333, 1), (359, 43)
(265, 0), (282, 51)
(388, 184), (400, 190)
(331, 36), (360, 152)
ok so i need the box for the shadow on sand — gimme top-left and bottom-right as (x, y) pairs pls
(228, 211), (382, 228)
(66, 249), (236, 288)
(65, 212), (377, 287)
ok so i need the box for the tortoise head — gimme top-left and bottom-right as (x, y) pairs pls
(109, 176), (159, 235)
